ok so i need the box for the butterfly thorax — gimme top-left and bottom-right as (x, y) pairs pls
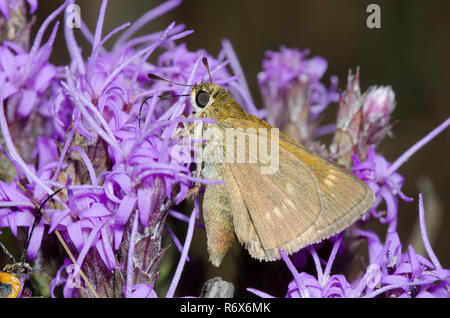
(189, 83), (250, 181)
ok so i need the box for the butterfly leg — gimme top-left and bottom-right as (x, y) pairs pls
(184, 160), (204, 201)
(170, 114), (198, 141)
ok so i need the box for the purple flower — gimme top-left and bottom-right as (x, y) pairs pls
(0, 134), (60, 260)
(282, 235), (356, 298)
(357, 195), (449, 298)
(0, 180), (35, 239)
(248, 193), (449, 298)
(48, 1), (214, 296)
(353, 117), (450, 230)
(330, 70), (397, 167)
(258, 46), (338, 145)
(352, 147), (409, 228)
(49, 258), (78, 298)
(362, 86), (395, 128)
(358, 85), (396, 157)
(0, 25), (58, 118)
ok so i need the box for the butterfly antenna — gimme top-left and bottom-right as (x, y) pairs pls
(138, 92), (189, 128)
(21, 188), (63, 264)
(138, 96), (153, 129)
(138, 73), (194, 128)
(202, 57), (213, 83)
(147, 73), (193, 87)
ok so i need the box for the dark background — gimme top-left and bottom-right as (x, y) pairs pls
(16, 0), (450, 297)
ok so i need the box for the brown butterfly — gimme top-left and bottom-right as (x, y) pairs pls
(147, 60), (375, 267)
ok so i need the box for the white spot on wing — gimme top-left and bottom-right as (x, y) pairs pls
(286, 183), (295, 195)
(286, 199), (296, 210)
(273, 207), (283, 218)
(323, 173), (336, 186)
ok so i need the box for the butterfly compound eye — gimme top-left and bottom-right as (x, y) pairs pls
(195, 91), (210, 108)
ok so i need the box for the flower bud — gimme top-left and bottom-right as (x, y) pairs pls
(363, 86), (395, 127)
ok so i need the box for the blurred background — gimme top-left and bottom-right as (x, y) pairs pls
(11, 0), (450, 296)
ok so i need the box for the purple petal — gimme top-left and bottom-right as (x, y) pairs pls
(418, 193), (442, 269)
(26, 223), (45, 259)
(67, 221), (85, 251)
(79, 202), (112, 218)
(165, 198), (200, 298)
(128, 284), (157, 298)
(386, 117), (450, 176)
(17, 89), (37, 117)
(115, 194), (137, 225)
(34, 64), (56, 94)
(36, 137), (58, 169)
(0, 0), (10, 20)
(27, 0), (38, 13)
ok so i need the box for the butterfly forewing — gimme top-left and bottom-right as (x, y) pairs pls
(219, 117), (375, 260)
